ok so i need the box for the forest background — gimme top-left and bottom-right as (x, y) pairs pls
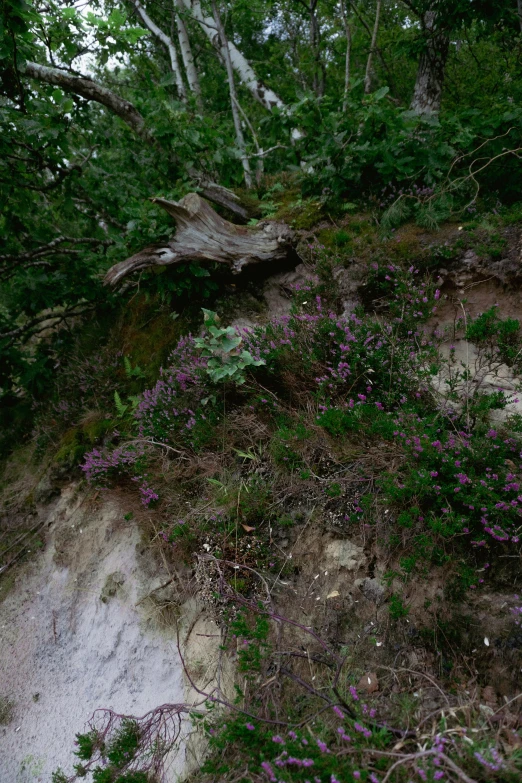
(3, 0), (522, 448)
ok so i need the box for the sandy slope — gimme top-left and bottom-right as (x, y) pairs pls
(0, 486), (188, 783)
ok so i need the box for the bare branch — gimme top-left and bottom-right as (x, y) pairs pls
(364, 0), (381, 94)
(0, 236), (113, 264)
(180, 0), (285, 111)
(23, 61), (151, 140)
(0, 236), (114, 281)
(0, 305), (94, 346)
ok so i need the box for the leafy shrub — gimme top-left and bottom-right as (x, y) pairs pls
(285, 92), (522, 216)
(194, 309), (265, 384)
(465, 307), (522, 372)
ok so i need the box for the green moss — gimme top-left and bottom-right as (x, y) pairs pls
(54, 428), (82, 464)
(117, 297), (196, 385)
(271, 195), (323, 230)
(54, 417), (117, 465)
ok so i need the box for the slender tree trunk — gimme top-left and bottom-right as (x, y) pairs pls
(410, 10), (449, 114)
(181, 0), (285, 111)
(173, 0), (203, 110)
(232, 95), (264, 185)
(309, 0), (325, 97)
(518, 0), (522, 32)
(340, 0), (351, 111)
(364, 0), (381, 94)
(211, 1), (252, 188)
(132, 0), (187, 101)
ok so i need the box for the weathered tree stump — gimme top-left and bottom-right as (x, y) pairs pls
(104, 192), (295, 286)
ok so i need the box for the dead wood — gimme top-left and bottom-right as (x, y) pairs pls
(104, 192), (295, 286)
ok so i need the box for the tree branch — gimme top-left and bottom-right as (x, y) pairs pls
(23, 61), (151, 140)
(0, 305), (94, 346)
(174, 0), (203, 108)
(0, 236), (114, 280)
(22, 62), (250, 221)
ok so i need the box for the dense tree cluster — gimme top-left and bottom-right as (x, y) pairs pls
(1, 0), (522, 430)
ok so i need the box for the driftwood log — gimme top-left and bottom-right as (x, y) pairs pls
(104, 192), (295, 286)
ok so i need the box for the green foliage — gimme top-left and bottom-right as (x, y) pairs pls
(114, 391), (140, 419)
(388, 593), (410, 620)
(123, 357), (146, 380)
(194, 310), (265, 385)
(75, 730), (100, 761)
(271, 422), (310, 471)
(105, 720), (140, 767)
(465, 308), (522, 371)
(3, 0), (522, 445)
(229, 610), (270, 674)
(325, 481), (342, 498)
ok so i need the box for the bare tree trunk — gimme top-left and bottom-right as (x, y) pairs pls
(340, 0), (351, 110)
(105, 193), (295, 285)
(211, 1), (252, 188)
(364, 0), (381, 94)
(132, 0), (187, 102)
(518, 0), (522, 32)
(180, 0), (285, 111)
(173, 0), (203, 110)
(297, 0), (324, 97)
(410, 10), (449, 114)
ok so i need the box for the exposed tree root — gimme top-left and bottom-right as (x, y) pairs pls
(104, 192), (295, 286)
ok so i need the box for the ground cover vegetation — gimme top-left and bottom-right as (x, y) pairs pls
(2, 0), (522, 781)
(47, 252), (522, 781)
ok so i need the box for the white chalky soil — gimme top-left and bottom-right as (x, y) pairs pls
(0, 487), (187, 783)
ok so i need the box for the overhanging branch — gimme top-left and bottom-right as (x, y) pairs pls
(23, 61), (151, 140)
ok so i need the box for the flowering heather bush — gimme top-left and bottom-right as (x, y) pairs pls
(202, 706), (516, 783)
(81, 336), (214, 496)
(135, 335), (213, 448)
(315, 390), (522, 568)
(81, 443), (144, 484)
(382, 416), (522, 549)
(361, 262), (440, 330)
(80, 263), (522, 572)
(242, 266), (439, 407)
